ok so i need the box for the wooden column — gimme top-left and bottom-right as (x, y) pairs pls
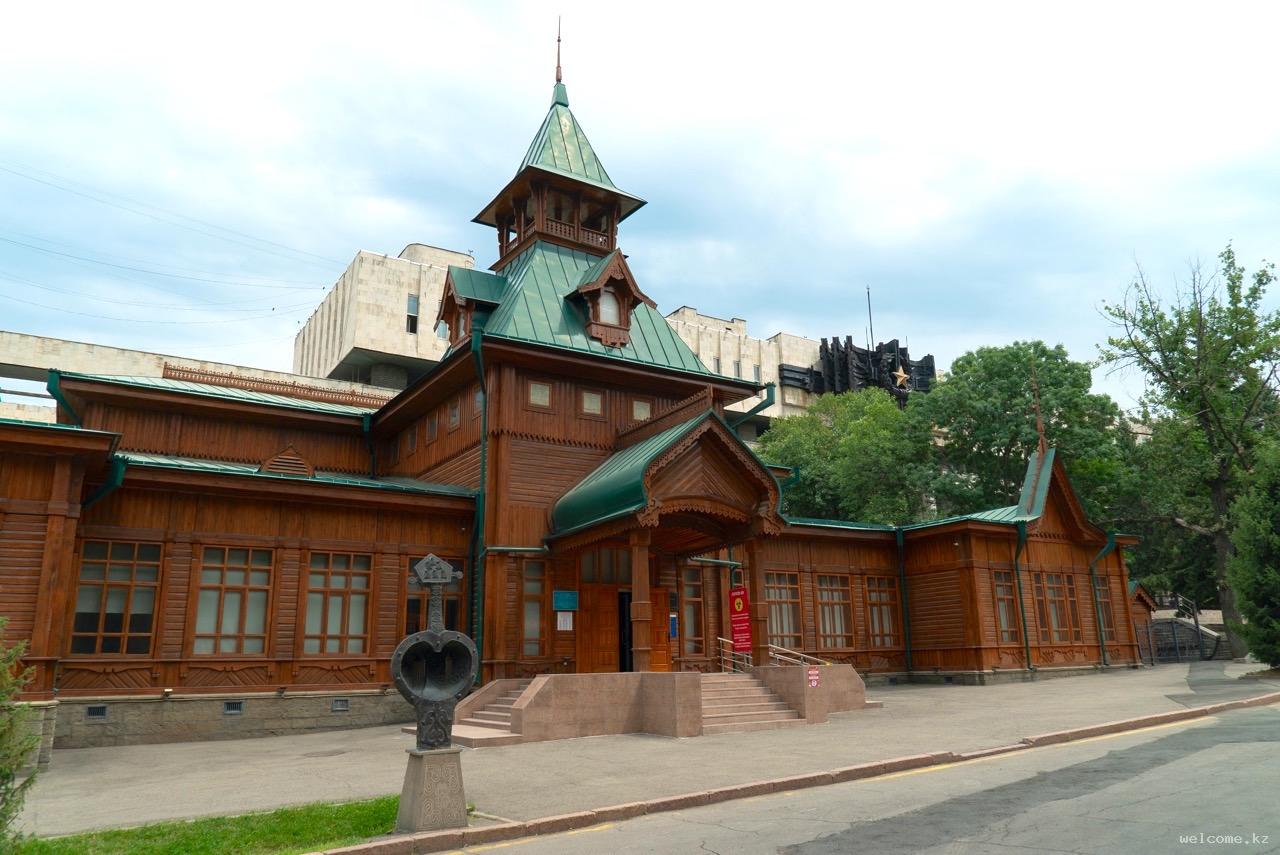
(746, 539), (769, 668)
(629, 528), (652, 672)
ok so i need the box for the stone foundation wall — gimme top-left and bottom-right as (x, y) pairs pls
(751, 664), (868, 722)
(19, 700), (57, 770)
(863, 663), (1141, 687)
(511, 672), (702, 741)
(53, 690), (412, 749)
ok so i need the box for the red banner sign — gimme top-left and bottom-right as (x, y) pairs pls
(807, 666), (821, 688)
(729, 586), (752, 653)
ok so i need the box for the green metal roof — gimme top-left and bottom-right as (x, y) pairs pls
(448, 266), (508, 304)
(551, 413), (708, 536)
(576, 249), (619, 288)
(116, 451), (475, 499)
(485, 241), (716, 378)
(519, 84), (616, 192)
(0, 416), (116, 436)
(783, 516), (895, 532)
(899, 449), (1055, 531)
(54, 372), (374, 417)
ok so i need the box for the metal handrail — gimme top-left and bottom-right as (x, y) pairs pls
(767, 644), (830, 667)
(715, 637), (752, 673)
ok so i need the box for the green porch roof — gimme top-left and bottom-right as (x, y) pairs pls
(52, 371), (374, 417)
(484, 241), (716, 378)
(784, 516), (895, 532)
(0, 416), (117, 436)
(116, 451), (475, 499)
(551, 413), (708, 536)
(448, 266), (508, 304)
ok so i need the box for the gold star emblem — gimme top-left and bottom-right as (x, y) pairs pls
(892, 365), (910, 388)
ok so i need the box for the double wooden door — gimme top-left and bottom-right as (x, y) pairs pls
(577, 585), (670, 672)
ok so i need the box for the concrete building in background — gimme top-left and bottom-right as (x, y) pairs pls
(292, 243), (475, 389)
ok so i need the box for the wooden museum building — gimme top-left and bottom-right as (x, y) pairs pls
(1, 74), (1143, 749)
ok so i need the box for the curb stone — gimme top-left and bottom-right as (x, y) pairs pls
(319, 691), (1280, 855)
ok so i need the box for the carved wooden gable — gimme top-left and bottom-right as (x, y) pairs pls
(572, 250), (655, 348)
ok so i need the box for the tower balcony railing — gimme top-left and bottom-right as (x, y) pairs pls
(544, 218), (612, 249)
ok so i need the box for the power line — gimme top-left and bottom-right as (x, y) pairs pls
(0, 270), (314, 312)
(0, 290), (315, 325)
(0, 159), (347, 268)
(0, 235), (325, 290)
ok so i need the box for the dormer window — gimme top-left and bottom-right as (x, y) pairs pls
(598, 288), (621, 325)
(571, 250), (656, 349)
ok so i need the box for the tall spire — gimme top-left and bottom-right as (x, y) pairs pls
(555, 17), (562, 83)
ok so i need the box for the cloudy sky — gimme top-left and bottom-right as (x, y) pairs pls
(3, 1), (1279, 412)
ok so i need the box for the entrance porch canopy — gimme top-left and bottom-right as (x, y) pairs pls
(549, 409), (786, 555)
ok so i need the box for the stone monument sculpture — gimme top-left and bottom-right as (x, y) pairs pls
(390, 554), (478, 833)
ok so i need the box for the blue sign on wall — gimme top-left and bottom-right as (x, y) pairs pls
(552, 590), (579, 611)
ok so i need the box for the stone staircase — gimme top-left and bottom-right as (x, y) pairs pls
(700, 673), (803, 735)
(450, 678), (533, 748)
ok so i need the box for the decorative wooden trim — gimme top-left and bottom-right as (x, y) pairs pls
(259, 445), (314, 478)
(161, 365), (391, 409)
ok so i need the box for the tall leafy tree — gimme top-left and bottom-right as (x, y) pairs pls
(758, 388), (932, 525)
(1099, 245), (1280, 656)
(907, 341), (1130, 520)
(1228, 442), (1280, 666)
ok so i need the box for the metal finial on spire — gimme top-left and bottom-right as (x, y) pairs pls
(556, 17), (562, 83)
(1030, 363), (1049, 457)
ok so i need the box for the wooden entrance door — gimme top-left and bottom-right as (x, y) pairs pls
(578, 585), (622, 672)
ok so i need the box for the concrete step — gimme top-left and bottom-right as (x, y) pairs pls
(451, 724), (523, 748)
(702, 718), (807, 736)
(458, 716), (513, 731)
(702, 708), (801, 725)
(702, 700), (792, 712)
(702, 687), (772, 699)
(702, 674), (759, 683)
(471, 710), (511, 723)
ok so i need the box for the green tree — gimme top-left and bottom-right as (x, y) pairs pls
(0, 620), (36, 847)
(758, 388), (932, 525)
(1227, 442), (1280, 666)
(1099, 245), (1280, 656)
(907, 341), (1130, 520)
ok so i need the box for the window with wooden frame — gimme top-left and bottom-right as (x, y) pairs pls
(404, 557), (466, 634)
(526, 379), (552, 410)
(1095, 577), (1116, 642)
(472, 385), (483, 418)
(764, 571), (801, 648)
(816, 574), (854, 649)
(69, 540), (161, 655)
(303, 552), (372, 655)
(1033, 572), (1081, 643)
(579, 388), (604, 418)
(426, 411), (438, 443)
(680, 567), (705, 656)
(993, 570), (1020, 643)
(866, 575), (900, 648)
(631, 398), (652, 422)
(405, 426), (416, 456)
(578, 547), (631, 584)
(193, 547), (273, 655)
(447, 397), (460, 431)
(522, 560), (548, 657)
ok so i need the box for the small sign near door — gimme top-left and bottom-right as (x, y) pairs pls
(807, 666), (821, 688)
(729, 586), (751, 652)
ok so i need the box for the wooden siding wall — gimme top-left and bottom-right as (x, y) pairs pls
(47, 486), (472, 696)
(751, 534), (904, 672)
(1, 453), (86, 697)
(481, 364), (680, 675)
(80, 402), (369, 474)
(381, 383), (483, 485)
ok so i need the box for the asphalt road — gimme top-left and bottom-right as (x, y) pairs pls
(461, 705), (1280, 855)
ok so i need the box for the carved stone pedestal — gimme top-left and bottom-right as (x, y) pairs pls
(395, 746), (467, 833)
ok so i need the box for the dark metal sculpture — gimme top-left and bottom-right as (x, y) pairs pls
(390, 555), (478, 750)
(780, 337), (936, 408)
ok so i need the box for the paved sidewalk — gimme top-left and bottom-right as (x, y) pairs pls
(21, 662), (1272, 837)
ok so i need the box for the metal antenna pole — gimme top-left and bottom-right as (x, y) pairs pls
(866, 286), (875, 347)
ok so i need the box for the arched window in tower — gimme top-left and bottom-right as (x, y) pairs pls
(598, 288), (621, 326)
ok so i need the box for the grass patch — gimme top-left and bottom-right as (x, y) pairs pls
(17, 794), (400, 855)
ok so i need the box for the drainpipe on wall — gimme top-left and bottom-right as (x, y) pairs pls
(468, 331), (489, 680)
(1012, 521), (1033, 672)
(361, 413), (376, 477)
(82, 456), (127, 509)
(46, 369), (80, 427)
(1088, 531), (1117, 667)
(727, 383), (775, 429)
(894, 528), (913, 674)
